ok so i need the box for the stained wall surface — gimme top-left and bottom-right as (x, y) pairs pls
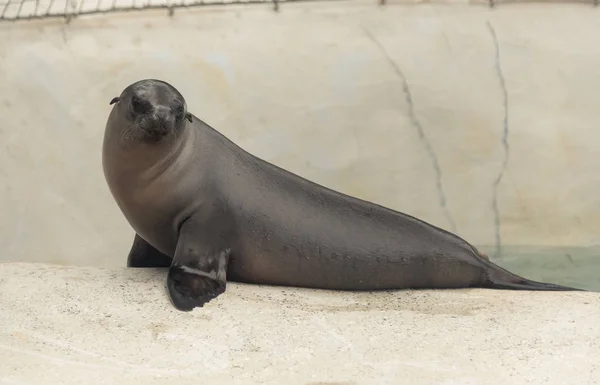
(1, 0), (600, 266)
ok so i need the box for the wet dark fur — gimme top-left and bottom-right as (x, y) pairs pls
(103, 79), (585, 312)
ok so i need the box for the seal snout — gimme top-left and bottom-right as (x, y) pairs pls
(142, 108), (176, 141)
(130, 93), (181, 142)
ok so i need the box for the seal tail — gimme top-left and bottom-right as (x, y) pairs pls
(480, 260), (584, 291)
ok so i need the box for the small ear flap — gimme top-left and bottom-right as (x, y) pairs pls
(185, 113), (193, 123)
(109, 97), (120, 105)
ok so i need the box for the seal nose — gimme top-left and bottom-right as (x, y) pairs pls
(153, 106), (173, 122)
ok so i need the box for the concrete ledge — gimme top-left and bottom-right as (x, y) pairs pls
(1, 262), (599, 384)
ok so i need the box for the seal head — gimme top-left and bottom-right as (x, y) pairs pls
(108, 79), (192, 143)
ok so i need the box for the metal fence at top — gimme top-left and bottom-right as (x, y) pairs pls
(0, 0), (597, 22)
(0, 0), (339, 21)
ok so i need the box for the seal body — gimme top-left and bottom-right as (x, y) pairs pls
(102, 79), (582, 311)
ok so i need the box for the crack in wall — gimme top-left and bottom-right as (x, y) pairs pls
(487, 21), (510, 256)
(363, 27), (457, 233)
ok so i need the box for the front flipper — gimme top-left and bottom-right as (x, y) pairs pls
(127, 233), (172, 268)
(167, 220), (232, 311)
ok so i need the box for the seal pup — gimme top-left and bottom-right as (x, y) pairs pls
(102, 79), (583, 312)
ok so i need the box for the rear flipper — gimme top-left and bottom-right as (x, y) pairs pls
(481, 260), (585, 291)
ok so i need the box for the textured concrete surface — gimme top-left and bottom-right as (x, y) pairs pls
(1, 262), (599, 385)
(2, 1), (600, 268)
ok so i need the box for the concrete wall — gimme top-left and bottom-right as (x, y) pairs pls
(1, 0), (600, 267)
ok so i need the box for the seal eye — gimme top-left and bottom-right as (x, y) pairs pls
(174, 105), (184, 117)
(131, 95), (148, 114)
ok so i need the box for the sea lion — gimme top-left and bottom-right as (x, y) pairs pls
(102, 79), (583, 312)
